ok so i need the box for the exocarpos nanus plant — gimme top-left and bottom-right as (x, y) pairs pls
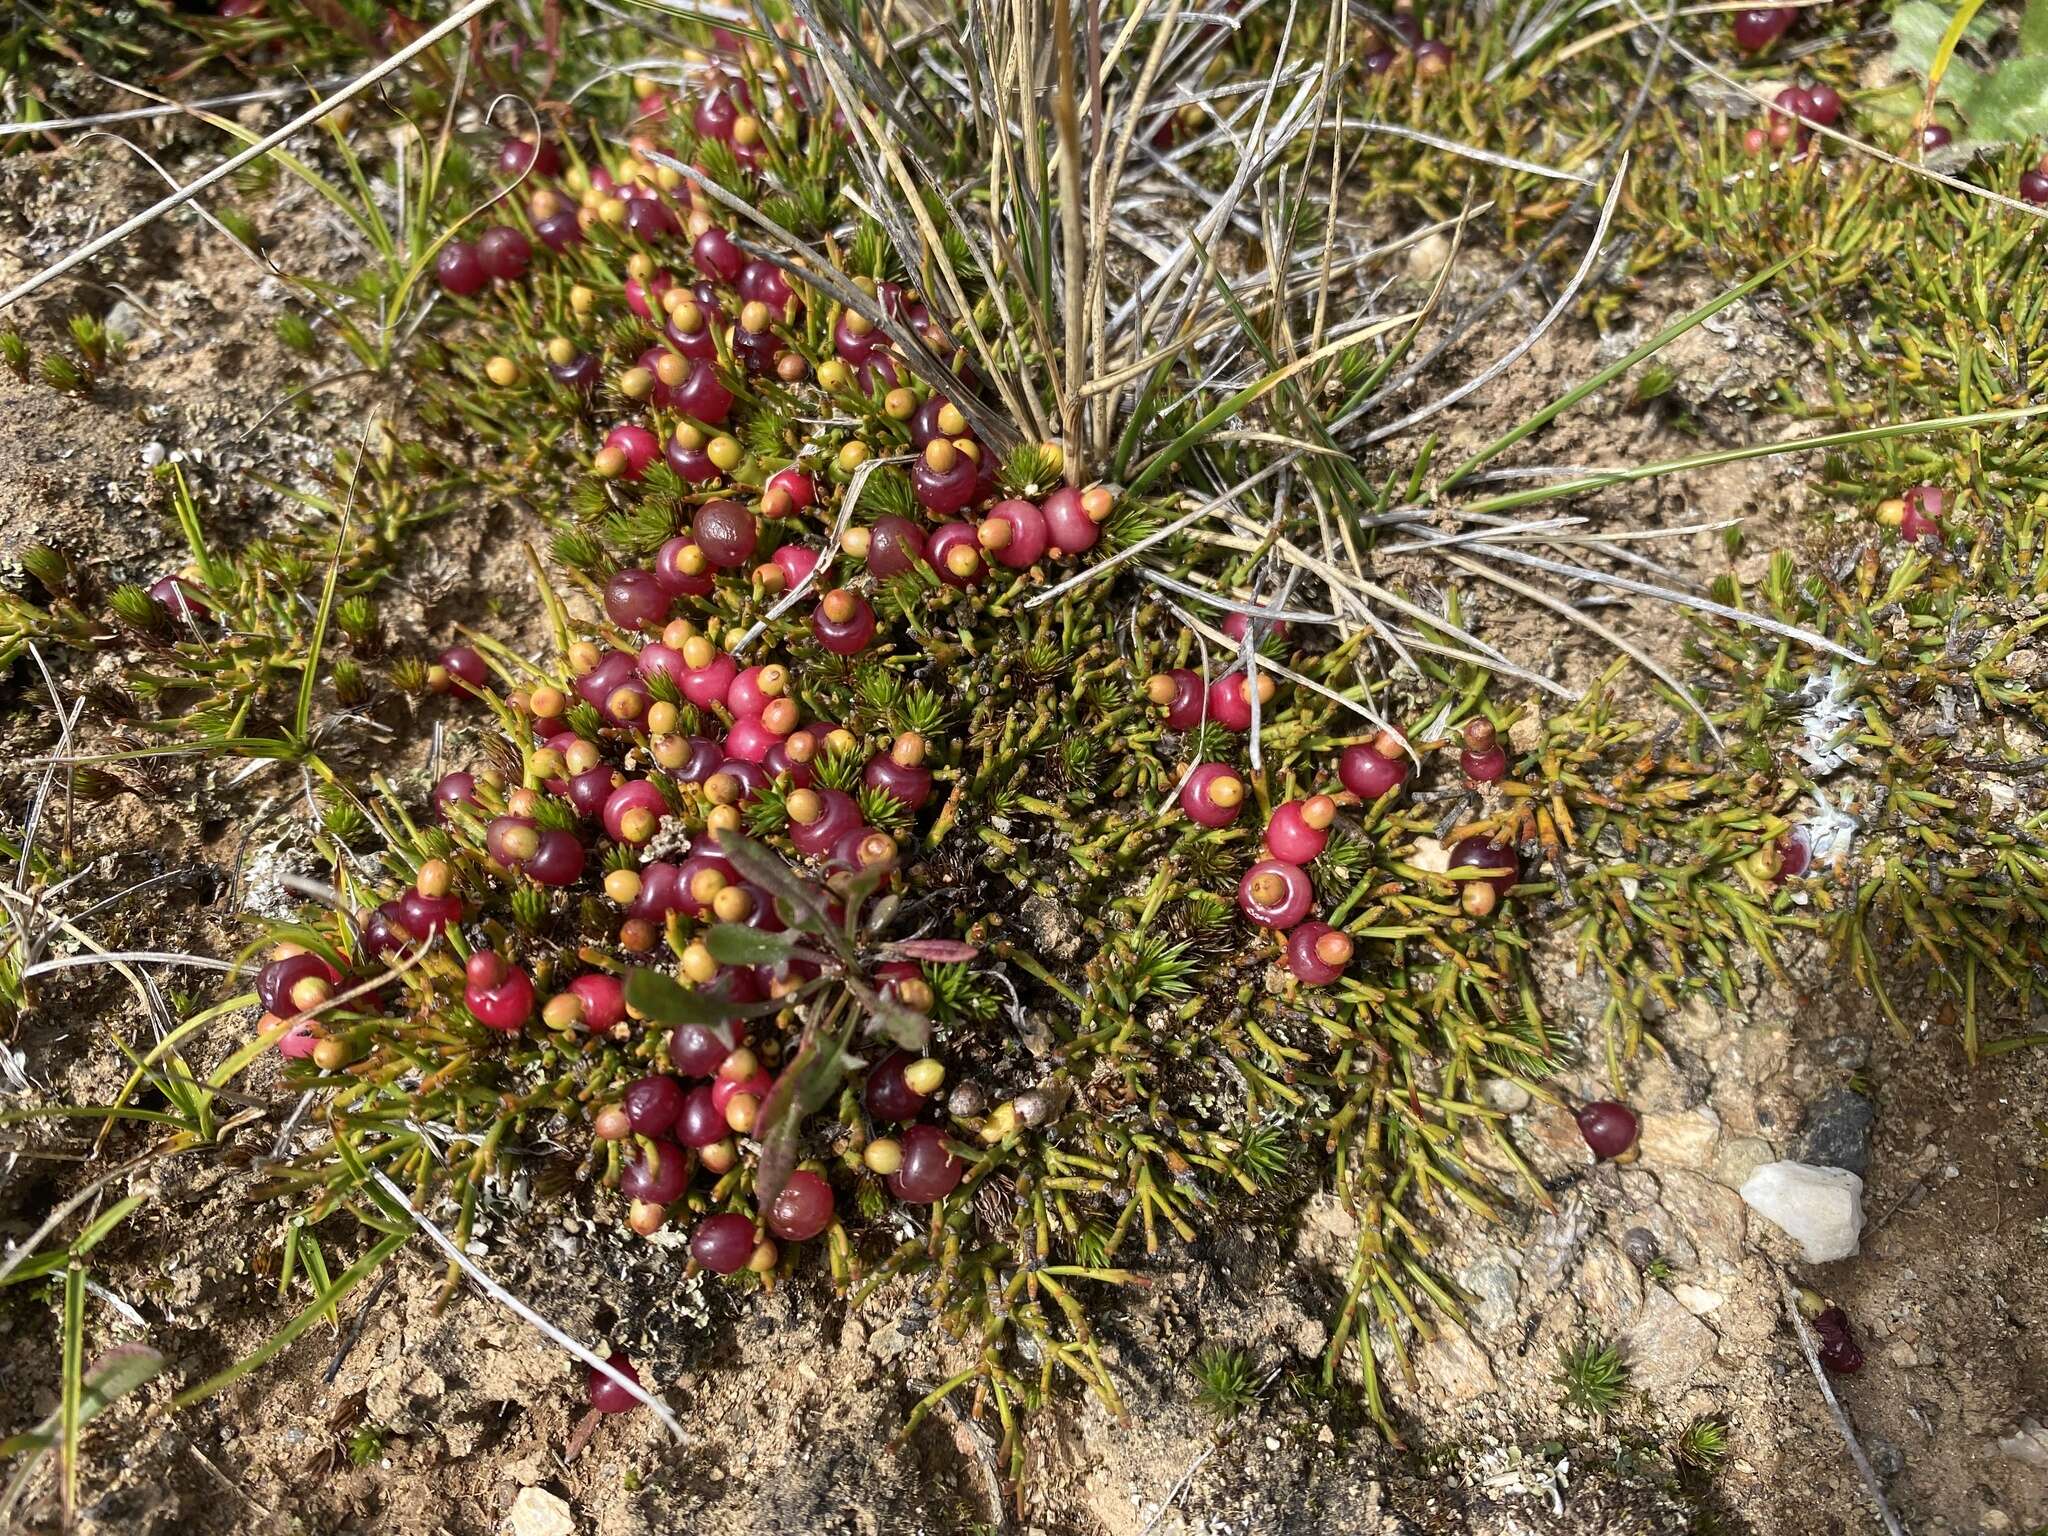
(217, 0), (2048, 1471)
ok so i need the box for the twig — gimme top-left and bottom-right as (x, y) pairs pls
(1774, 1270), (1908, 1536)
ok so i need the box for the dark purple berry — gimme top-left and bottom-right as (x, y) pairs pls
(1575, 1101), (1639, 1160)
(587, 1352), (642, 1413)
(435, 240), (487, 296)
(691, 1212), (756, 1273)
(887, 1124), (964, 1204)
(475, 225), (531, 281)
(766, 1170), (834, 1242)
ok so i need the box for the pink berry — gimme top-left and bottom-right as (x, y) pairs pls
(724, 714), (779, 763)
(682, 650), (737, 710)
(1180, 763), (1245, 828)
(981, 499), (1048, 568)
(766, 467), (815, 511)
(623, 271), (673, 320)
(1238, 859), (1313, 928)
(1040, 486), (1101, 556)
(1265, 796), (1334, 863)
(1154, 669), (1204, 731)
(624, 196), (679, 244)
(602, 423), (659, 480)
(912, 448), (980, 514)
(772, 543), (819, 590)
(1286, 922), (1353, 985)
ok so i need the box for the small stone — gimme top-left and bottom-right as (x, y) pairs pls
(1996, 1418), (2048, 1470)
(1740, 1161), (1865, 1263)
(1672, 1283), (1724, 1316)
(507, 1487), (575, 1536)
(1524, 1196), (1592, 1297)
(1639, 1108), (1721, 1169)
(1620, 1286), (1719, 1397)
(1455, 1254), (1519, 1333)
(104, 301), (145, 342)
(1478, 1076), (1531, 1113)
(1798, 1088), (1875, 1177)
(1577, 1240), (1644, 1325)
(1621, 1227), (1659, 1268)
(1406, 231), (1453, 281)
(1414, 1323), (1496, 1403)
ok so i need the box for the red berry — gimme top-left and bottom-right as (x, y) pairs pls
(587, 1352), (642, 1413)
(1207, 672), (1261, 732)
(475, 225), (531, 281)
(431, 771), (478, 820)
(1812, 1306), (1864, 1373)
(569, 973), (626, 1031)
(435, 240), (487, 296)
(465, 964), (535, 1031)
(604, 567), (670, 629)
(257, 952), (340, 1017)
(1733, 6), (1794, 52)
(867, 515), (928, 578)
(1338, 738), (1410, 801)
(863, 1049), (926, 1122)
(863, 753), (932, 809)
(1156, 668), (1204, 731)
(691, 1212), (756, 1273)
(147, 574), (210, 620)
(672, 360), (733, 425)
(1899, 484), (1944, 541)
(789, 788), (861, 856)
(1286, 922), (1352, 985)
(772, 543), (819, 590)
(623, 1140), (690, 1203)
(2019, 170), (2048, 206)
(1238, 859), (1313, 928)
(671, 1017), (746, 1078)
(624, 1074), (686, 1135)
(811, 590), (876, 655)
(926, 522), (985, 586)
(602, 779), (669, 844)
(887, 1124), (964, 1203)
(912, 447), (980, 514)
(694, 500), (757, 568)
(766, 1170), (835, 1241)
(497, 136), (562, 179)
(682, 650), (737, 710)
(1447, 835), (1520, 917)
(1575, 1101), (1639, 1160)
(692, 226), (744, 283)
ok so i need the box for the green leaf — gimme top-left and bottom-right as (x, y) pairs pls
(704, 924), (799, 966)
(2023, 0), (2048, 55)
(622, 967), (781, 1026)
(1888, 0), (1996, 93)
(1953, 55), (2048, 136)
(752, 1008), (864, 1208)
